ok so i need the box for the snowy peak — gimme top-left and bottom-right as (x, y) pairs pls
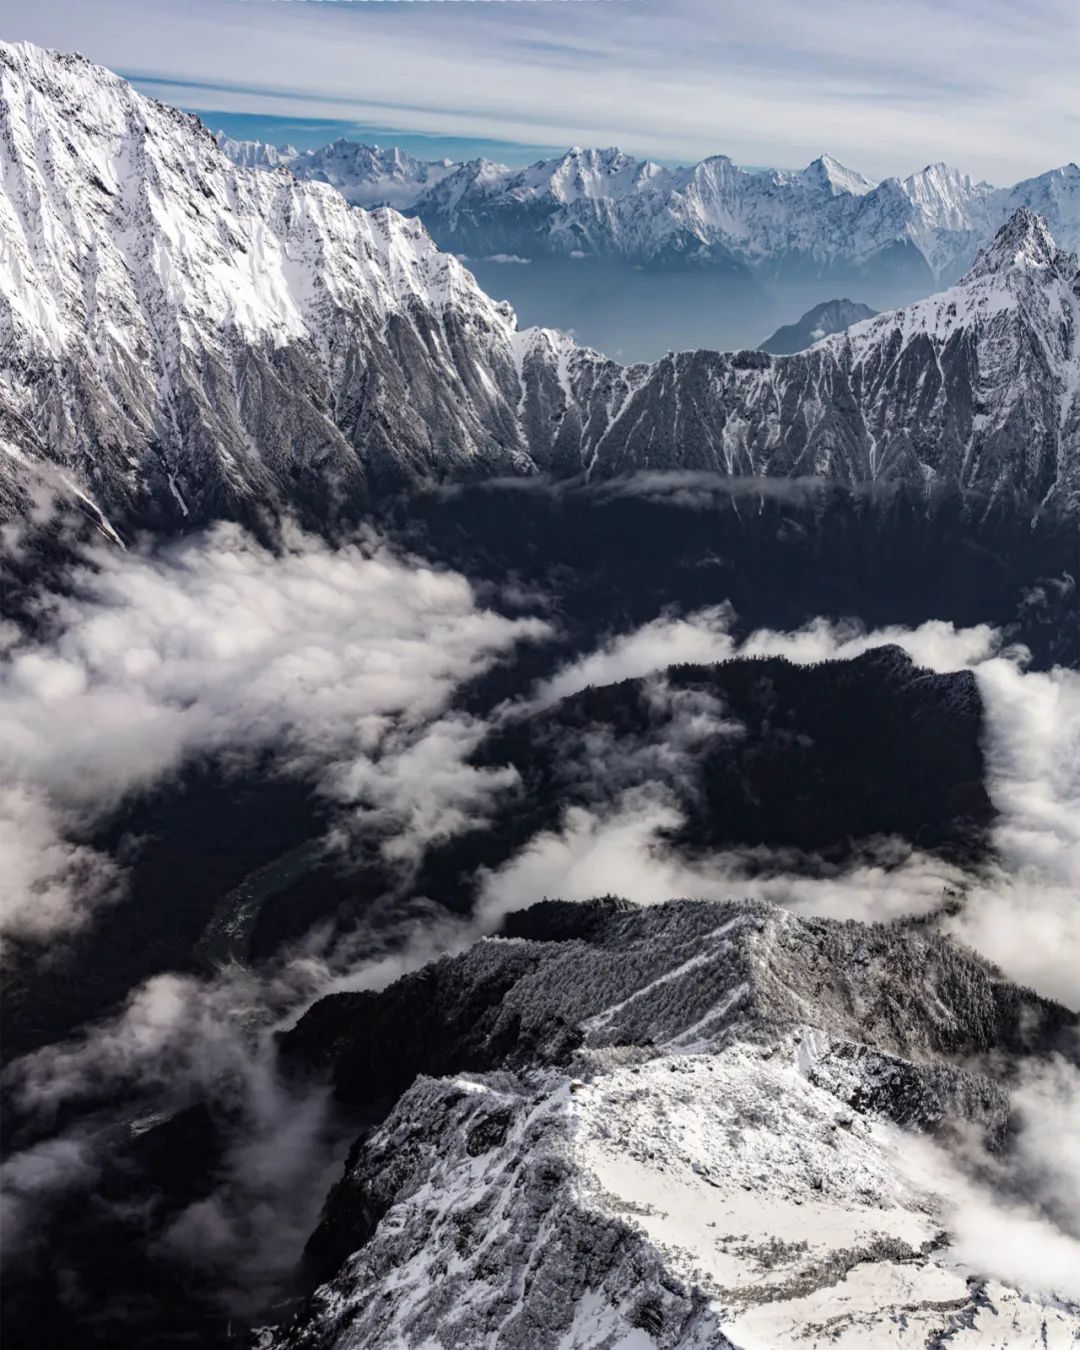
(509, 146), (669, 203)
(213, 132), (296, 170)
(901, 160), (992, 217)
(271, 896), (1080, 1350)
(966, 206), (1073, 279)
(798, 152), (877, 196)
(214, 134), (456, 209)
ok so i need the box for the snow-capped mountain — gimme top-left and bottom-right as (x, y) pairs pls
(439, 152), (1079, 282)
(400, 147), (895, 271)
(213, 132), (298, 171)
(759, 298), (878, 353)
(213, 136), (454, 209)
(269, 895), (1079, 1348)
(412, 149), (1080, 284)
(288, 140), (455, 210)
(0, 40), (543, 531)
(220, 134), (1079, 285)
(2, 41), (1078, 535)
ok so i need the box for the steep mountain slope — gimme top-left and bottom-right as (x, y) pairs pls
(759, 298), (878, 353)
(270, 897), (1080, 1349)
(0, 40), (541, 532)
(2, 42), (1079, 531)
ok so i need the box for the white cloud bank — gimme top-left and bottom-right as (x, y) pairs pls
(0, 523), (550, 941)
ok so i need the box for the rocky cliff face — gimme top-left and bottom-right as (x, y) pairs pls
(2, 42), (1079, 539)
(268, 897), (1079, 1349)
(0, 40), (540, 533)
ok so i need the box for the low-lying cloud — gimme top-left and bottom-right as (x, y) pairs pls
(898, 1049), (1080, 1303)
(475, 785), (968, 930)
(509, 609), (1080, 1006)
(4, 530), (1078, 1330)
(0, 521), (550, 940)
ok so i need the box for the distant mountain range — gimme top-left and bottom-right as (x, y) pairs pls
(216, 134), (456, 210)
(2, 40), (1078, 540)
(219, 133), (1080, 287)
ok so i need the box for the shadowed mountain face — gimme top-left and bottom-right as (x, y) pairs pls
(759, 298), (878, 354)
(408, 646), (993, 917)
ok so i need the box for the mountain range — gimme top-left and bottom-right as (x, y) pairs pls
(3, 36), (1080, 1350)
(216, 134), (456, 211)
(222, 134), (1080, 286)
(2, 40), (1078, 535)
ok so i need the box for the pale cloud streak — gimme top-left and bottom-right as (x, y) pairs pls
(3, 0), (1078, 181)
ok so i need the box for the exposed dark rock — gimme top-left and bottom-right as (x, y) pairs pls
(759, 298), (878, 354)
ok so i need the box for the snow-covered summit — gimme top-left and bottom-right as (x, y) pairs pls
(213, 131), (297, 170)
(795, 152), (878, 197)
(966, 204), (1069, 277)
(268, 896), (1080, 1349)
(288, 138), (455, 209)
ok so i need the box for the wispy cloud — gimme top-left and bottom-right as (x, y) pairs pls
(4, 0), (1077, 180)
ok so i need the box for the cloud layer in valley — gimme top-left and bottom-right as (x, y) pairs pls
(492, 608), (1080, 1006)
(0, 522), (549, 941)
(3, 545), (1078, 1325)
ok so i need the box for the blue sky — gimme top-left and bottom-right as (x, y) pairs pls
(4, 0), (1078, 179)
